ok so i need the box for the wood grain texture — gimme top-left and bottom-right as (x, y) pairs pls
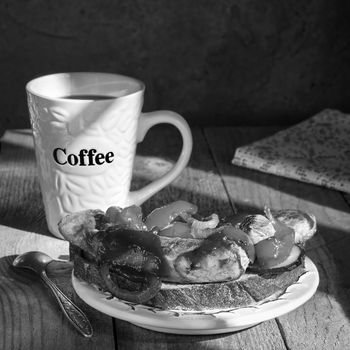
(115, 126), (287, 350)
(0, 130), (115, 350)
(205, 127), (350, 350)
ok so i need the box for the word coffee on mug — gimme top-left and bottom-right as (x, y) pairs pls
(52, 148), (115, 166)
(26, 72), (192, 238)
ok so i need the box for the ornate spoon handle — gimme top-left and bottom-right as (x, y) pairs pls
(40, 271), (93, 337)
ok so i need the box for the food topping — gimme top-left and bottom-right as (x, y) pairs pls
(239, 207), (316, 246)
(239, 214), (275, 244)
(105, 205), (147, 231)
(270, 245), (303, 269)
(100, 263), (161, 304)
(58, 201), (316, 303)
(173, 231), (249, 283)
(92, 227), (164, 303)
(274, 209), (316, 244)
(188, 213), (220, 238)
(158, 222), (192, 238)
(249, 245), (303, 273)
(220, 225), (255, 263)
(59, 209), (109, 255)
(253, 207), (295, 269)
(145, 200), (198, 230)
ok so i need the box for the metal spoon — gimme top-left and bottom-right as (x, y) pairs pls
(13, 251), (93, 338)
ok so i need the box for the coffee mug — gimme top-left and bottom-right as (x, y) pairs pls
(26, 72), (192, 238)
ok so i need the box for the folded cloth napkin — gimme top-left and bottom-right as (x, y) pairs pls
(232, 109), (350, 193)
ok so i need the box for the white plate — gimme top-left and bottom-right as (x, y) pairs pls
(72, 257), (319, 335)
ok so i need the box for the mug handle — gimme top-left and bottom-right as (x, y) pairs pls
(126, 110), (193, 206)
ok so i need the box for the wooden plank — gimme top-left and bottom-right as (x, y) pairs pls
(0, 130), (115, 350)
(115, 126), (287, 350)
(115, 320), (285, 350)
(205, 126), (350, 350)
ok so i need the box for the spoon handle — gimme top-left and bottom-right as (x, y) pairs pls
(40, 271), (93, 337)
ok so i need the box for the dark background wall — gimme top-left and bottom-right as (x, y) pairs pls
(1, 0), (350, 130)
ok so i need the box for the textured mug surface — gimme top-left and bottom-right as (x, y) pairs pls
(26, 73), (192, 238)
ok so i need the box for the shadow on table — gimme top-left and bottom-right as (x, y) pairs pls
(0, 212), (51, 237)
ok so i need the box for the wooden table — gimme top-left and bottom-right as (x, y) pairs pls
(1, 126), (350, 350)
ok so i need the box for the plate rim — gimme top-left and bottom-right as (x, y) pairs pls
(72, 256), (319, 332)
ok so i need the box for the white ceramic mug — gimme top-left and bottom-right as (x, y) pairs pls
(26, 72), (192, 238)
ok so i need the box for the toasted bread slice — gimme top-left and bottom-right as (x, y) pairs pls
(70, 244), (305, 311)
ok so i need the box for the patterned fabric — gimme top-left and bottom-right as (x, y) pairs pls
(232, 109), (350, 193)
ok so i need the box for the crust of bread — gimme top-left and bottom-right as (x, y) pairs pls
(70, 244), (305, 311)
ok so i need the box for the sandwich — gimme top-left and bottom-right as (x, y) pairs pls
(58, 200), (316, 312)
